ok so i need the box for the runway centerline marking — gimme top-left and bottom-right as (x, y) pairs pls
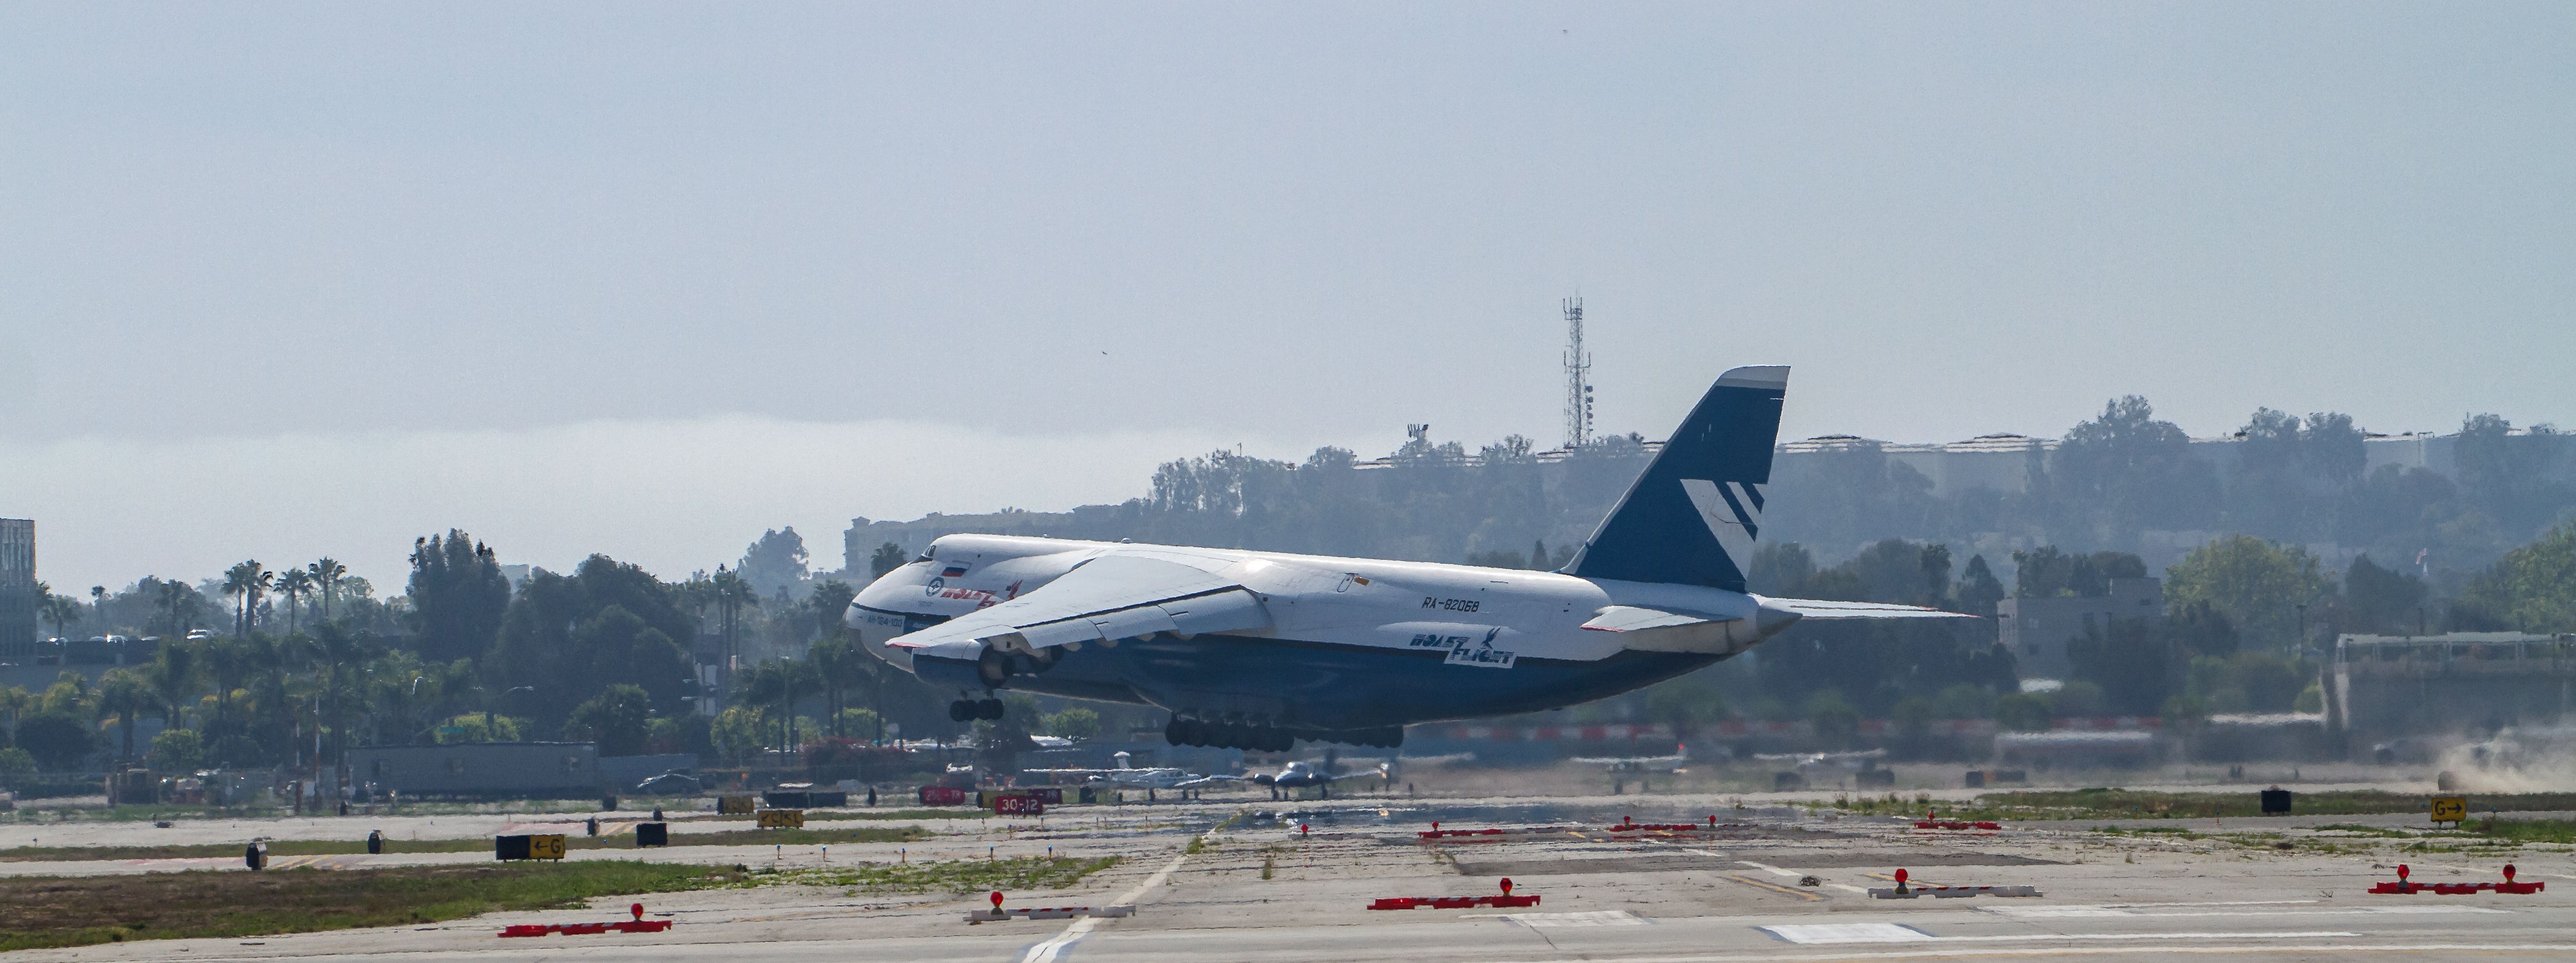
(1761, 924), (2364, 946)
(1980, 904), (2509, 919)
(1493, 911), (1650, 927)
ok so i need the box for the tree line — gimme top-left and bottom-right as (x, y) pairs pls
(1, 531), (980, 777)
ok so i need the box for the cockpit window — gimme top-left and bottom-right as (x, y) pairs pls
(916, 546), (936, 562)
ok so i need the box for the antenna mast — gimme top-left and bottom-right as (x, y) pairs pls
(1562, 297), (1592, 449)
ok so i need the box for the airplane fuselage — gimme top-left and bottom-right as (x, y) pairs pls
(848, 533), (1795, 739)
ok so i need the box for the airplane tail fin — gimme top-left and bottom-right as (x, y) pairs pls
(1564, 366), (1788, 591)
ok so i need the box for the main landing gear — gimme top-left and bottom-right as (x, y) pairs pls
(948, 697), (1005, 721)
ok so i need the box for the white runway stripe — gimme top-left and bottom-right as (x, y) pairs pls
(1017, 826), (1211, 963)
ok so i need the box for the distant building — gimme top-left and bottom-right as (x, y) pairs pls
(1995, 577), (2164, 680)
(2328, 632), (2576, 743)
(0, 519), (32, 662)
(1874, 433), (2055, 497)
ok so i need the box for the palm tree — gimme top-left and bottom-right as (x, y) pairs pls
(155, 579), (203, 637)
(810, 637), (877, 738)
(276, 569), (315, 634)
(144, 640), (200, 732)
(205, 635), (251, 717)
(308, 624), (373, 790)
(0, 684), (31, 746)
(247, 566), (274, 635)
(95, 668), (151, 763)
(307, 559), (347, 622)
(222, 562), (264, 638)
(712, 567), (758, 704)
(36, 582), (82, 642)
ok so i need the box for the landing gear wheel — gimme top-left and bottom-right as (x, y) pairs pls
(1164, 717), (1185, 746)
(978, 698), (1006, 720)
(948, 700), (971, 722)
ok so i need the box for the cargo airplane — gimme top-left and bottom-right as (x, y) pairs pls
(848, 367), (1966, 750)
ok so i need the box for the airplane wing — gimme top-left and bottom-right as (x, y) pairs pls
(1329, 764), (1391, 782)
(887, 555), (1273, 655)
(1167, 774), (1249, 789)
(1760, 598), (1975, 620)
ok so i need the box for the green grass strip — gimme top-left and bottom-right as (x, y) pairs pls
(0, 861), (747, 952)
(1, 824), (926, 863)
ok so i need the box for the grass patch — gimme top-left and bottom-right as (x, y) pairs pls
(2, 802), (986, 827)
(784, 855), (1120, 894)
(0, 861), (747, 952)
(2090, 826), (2210, 840)
(2310, 823), (2414, 838)
(2461, 818), (2576, 846)
(1, 824), (926, 863)
(1941, 790), (2576, 821)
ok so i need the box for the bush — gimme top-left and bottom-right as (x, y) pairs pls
(14, 713), (96, 771)
(0, 747), (33, 775)
(2162, 694), (2208, 724)
(563, 684), (652, 756)
(1890, 697), (1936, 736)
(147, 729), (203, 772)
(435, 714), (522, 743)
(1040, 708), (1102, 740)
(1804, 690), (1859, 748)
(645, 713), (714, 756)
(2052, 681), (2109, 717)
(1932, 683), (1993, 720)
(2293, 683), (2324, 714)
(1994, 694), (2053, 732)
(836, 708), (882, 738)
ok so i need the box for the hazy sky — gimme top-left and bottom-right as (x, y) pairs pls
(5, 3), (2572, 592)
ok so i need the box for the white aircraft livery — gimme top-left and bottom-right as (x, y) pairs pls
(847, 367), (1966, 751)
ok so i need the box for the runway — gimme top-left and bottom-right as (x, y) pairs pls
(8, 796), (2572, 961)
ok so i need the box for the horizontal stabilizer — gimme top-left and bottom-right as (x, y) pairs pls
(1579, 605), (1735, 633)
(1760, 598), (1975, 620)
(1580, 604), (1751, 655)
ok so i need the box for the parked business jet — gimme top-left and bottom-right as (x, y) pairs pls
(849, 367), (1967, 750)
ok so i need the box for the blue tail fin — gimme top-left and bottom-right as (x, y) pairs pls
(1564, 366), (1789, 591)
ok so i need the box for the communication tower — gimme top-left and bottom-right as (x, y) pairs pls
(1562, 297), (1593, 449)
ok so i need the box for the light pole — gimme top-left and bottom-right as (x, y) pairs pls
(487, 686), (534, 741)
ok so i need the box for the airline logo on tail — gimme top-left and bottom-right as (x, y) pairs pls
(1679, 478), (1762, 566)
(1564, 365), (1786, 591)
